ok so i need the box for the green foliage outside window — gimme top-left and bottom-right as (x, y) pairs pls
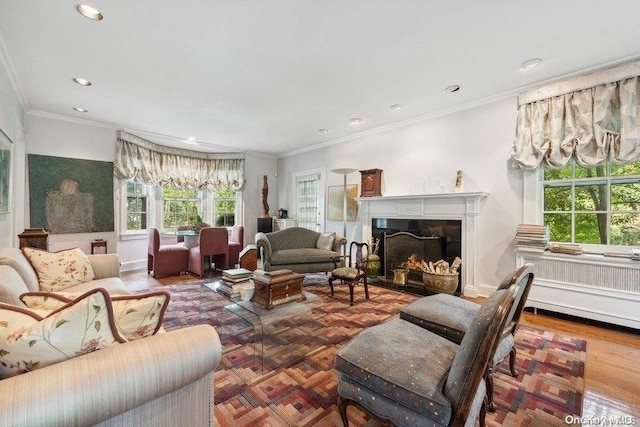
(126, 181), (147, 231)
(214, 189), (236, 226)
(163, 187), (199, 233)
(543, 162), (640, 246)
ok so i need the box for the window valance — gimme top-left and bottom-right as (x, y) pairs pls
(510, 60), (640, 170)
(114, 131), (245, 190)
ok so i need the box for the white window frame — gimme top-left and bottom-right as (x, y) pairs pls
(119, 180), (155, 240)
(524, 162), (640, 254)
(293, 168), (325, 232)
(118, 180), (244, 239)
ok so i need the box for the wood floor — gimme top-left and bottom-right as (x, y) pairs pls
(122, 269), (640, 423)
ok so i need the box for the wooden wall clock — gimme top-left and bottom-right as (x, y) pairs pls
(359, 169), (383, 197)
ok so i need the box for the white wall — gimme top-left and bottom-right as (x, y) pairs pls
(0, 60), (25, 249)
(277, 97), (523, 294)
(23, 113), (277, 270)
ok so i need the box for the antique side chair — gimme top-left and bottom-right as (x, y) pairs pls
(329, 241), (370, 305)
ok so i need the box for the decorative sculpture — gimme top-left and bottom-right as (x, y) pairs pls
(261, 175), (270, 218)
(454, 170), (464, 193)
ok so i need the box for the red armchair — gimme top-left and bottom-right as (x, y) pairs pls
(188, 227), (229, 277)
(147, 227), (189, 278)
(228, 225), (244, 268)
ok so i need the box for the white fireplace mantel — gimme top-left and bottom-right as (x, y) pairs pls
(357, 192), (489, 296)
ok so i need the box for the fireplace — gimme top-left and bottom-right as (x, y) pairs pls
(375, 219), (462, 294)
(357, 192), (488, 296)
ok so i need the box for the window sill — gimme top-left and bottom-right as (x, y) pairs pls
(515, 248), (640, 267)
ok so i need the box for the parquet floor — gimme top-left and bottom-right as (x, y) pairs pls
(123, 269), (640, 423)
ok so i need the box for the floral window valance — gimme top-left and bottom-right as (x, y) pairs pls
(510, 60), (640, 170)
(114, 131), (245, 191)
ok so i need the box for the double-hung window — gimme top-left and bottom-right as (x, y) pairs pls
(212, 189), (237, 227)
(125, 181), (149, 233)
(162, 187), (200, 233)
(542, 161), (640, 247)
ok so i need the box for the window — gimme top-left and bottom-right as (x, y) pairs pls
(162, 187), (199, 233)
(213, 189), (236, 226)
(125, 181), (149, 232)
(542, 161), (640, 246)
(294, 171), (324, 231)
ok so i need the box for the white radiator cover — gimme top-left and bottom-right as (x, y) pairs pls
(516, 251), (640, 329)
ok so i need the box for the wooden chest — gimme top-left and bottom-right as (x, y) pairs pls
(251, 275), (305, 310)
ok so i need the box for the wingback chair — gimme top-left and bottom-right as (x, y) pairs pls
(228, 225), (244, 268)
(147, 227), (190, 278)
(188, 227), (229, 277)
(335, 286), (517, 426)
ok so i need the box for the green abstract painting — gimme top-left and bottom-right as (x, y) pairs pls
(28, 154), (114, 234)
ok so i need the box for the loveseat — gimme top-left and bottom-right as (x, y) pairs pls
(0, 247), (222, 427)
(255, 227), (346, 273)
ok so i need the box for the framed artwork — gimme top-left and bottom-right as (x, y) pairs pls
(327, 184), (358, 221)
(0, 129), (12, 214)
(28, 154), (115, 234)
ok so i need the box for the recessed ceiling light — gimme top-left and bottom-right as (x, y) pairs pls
(319, 129), (329, 134)
(390, 104), (403, 111)
(521, 58), (542, 69)
(76, 4), (103, 21)
(73, 77), (92, 86)
(73, 107), (88, 113)
(445, 85), (461, 93)
(350, 118), (362, 125)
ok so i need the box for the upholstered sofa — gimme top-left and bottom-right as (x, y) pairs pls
(255, 227), (346, 273)
(0, 247), (222, 427)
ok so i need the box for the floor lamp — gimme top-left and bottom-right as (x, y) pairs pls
(331, 168), (357, 248)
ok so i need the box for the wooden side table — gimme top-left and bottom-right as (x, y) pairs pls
(18, 228), (49, 251)
(239, 244), (258, 271)
(91, 240), (107, 254)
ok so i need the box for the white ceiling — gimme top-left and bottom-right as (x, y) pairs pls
(1, 1), (640, 156)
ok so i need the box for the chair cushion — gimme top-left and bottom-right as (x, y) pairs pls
(335, 317), (458, 425)
(270, 248), (338, 265)
(399, 294), (480, 344)
(331, 267), (360, 280)
(492, 333), (515, 368)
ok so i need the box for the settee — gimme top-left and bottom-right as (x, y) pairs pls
(255, 227), (346, 273)
(0, 247), (222, 427)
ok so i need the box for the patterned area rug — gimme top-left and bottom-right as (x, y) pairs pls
(159, 276), (585, 426)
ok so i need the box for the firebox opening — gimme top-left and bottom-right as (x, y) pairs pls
(372, 218), (462, 294)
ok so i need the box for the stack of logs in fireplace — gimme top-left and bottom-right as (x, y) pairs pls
(401, 254), (461, 275)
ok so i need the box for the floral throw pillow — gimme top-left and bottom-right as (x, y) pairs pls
(0, 288), (126, 379)
(22, 247), (95, 292)
(20, 291), (170, 341)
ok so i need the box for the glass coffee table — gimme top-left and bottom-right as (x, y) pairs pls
(204, 280), (323, 373)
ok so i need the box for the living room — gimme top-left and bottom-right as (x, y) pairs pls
(1, 1), (640, 426)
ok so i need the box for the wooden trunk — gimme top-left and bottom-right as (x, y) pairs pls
(251, 275), (306, 310)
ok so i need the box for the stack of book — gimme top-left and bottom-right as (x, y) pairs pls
(217, 268), (254, 298)
(549, 243), (583, 255)
(514, 224), (549, 253)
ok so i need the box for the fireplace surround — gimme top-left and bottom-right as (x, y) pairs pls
(358, 192), (488, 296)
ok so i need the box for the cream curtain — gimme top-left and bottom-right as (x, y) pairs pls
(511, 75), (640, 170)
(114, 131), (245, 190)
